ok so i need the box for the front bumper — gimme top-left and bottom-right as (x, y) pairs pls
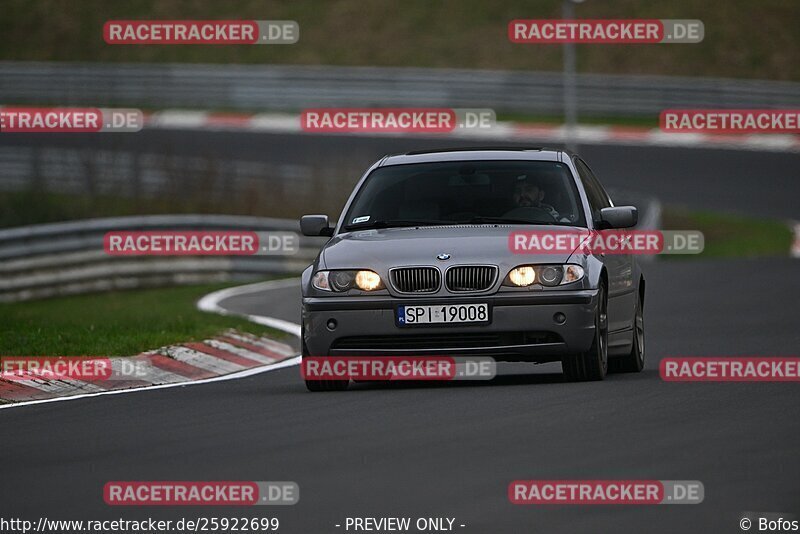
(302, 290), (598, 362)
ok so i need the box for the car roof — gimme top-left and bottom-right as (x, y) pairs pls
(380, 147), (569, 166)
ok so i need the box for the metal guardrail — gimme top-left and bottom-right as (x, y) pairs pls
(0, 215), (327, 303)
(2, 62), (799, 117)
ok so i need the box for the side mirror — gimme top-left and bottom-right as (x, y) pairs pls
(598, 206), (638, 229)
(300, 214), (334, 237)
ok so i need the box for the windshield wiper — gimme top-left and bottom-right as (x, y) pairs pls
(343, 219), (447, 230)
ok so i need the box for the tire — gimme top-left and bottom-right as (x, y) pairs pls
(610, 292), (645, 373)
(302, 331), (349, 392)
(562, 282), (608, 382)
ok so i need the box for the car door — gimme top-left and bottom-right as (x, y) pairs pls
(574, 157), (635, 335)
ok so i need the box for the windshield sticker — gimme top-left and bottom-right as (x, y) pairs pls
(352, 216), (370, 224)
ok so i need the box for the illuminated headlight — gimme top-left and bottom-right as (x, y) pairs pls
(312, 270), (384, 292)
(507, 266), (536, 287)
(503, 264), (585, 287)
(355, 270), (382, 290)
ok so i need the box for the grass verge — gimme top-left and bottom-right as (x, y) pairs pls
(661, 207), (793, 258)
(0, 283), (289, 356)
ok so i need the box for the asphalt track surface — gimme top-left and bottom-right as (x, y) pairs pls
(1, 136), (799, 533)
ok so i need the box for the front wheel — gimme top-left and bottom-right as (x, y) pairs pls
(562, 283), (608, 382)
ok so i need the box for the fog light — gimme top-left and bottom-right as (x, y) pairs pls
(326, 319), (338, 330)
(553, 312), (566, 324)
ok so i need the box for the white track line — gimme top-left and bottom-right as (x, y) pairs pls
(0, 279), (302, 411)
(197, 278), (302, 337)
(0, 357), (301, 411)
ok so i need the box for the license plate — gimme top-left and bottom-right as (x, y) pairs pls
(397, 303), (489, 326)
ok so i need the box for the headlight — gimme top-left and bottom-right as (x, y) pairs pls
(312, 270), (384, 292)
(508, 266), (536, 286)
(355, 270), (382, 290)
(539, 265), (562, 286)
(503, 264), (584, 287)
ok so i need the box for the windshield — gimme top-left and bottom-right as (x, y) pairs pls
(342, 160), (586, 230)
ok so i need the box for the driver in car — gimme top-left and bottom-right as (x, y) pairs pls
(511, 175), (562, 221)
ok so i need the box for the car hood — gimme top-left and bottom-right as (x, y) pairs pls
(321, 225), (587, 270)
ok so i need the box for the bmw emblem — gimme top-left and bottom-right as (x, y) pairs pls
(437, 253), (451, 261)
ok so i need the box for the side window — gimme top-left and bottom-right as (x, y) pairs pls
(574, 158), (611, 222)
